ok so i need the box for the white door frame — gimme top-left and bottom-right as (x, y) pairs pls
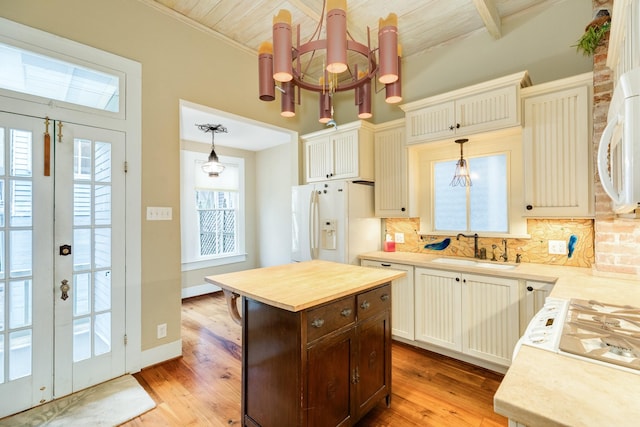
(0, 17), (142, 375)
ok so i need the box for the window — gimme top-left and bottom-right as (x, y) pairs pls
(418, 129), (527, 237)
(180, 150), (246, 270)
(433, 154), (508, 233)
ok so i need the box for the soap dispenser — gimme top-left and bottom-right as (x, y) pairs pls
(383, 233), (396, 252)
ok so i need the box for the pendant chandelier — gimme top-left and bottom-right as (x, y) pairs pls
(450, 138), (472, 187)
(258, 0), (402, 122)
(196, 123), (227, 177)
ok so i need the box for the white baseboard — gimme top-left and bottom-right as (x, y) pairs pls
(140, 339), (182, 368)
(181, 282), (221, 299)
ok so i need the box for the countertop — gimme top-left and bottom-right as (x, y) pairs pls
(204, 259), (405, 312)
(359, 251), (640, 426)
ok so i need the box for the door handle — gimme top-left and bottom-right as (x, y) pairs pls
(60, 279), (70, 301)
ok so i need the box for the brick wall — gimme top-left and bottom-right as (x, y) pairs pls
(592, 0), (640, 277)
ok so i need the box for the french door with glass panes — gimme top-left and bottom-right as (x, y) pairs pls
(0, 112), (126, 418)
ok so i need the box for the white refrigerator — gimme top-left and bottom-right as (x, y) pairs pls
(292, 180), (381, 265)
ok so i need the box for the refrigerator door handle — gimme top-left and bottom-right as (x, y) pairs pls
(309, 190), (320, 260)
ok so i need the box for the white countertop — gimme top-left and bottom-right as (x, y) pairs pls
(359, 251), (640, 426)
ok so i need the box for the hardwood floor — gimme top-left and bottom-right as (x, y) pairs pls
(124, 292), (507, 426)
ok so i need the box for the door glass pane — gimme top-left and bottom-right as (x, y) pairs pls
(74, 139), (92, 180)
(9, 280), (31, 329)
(73, 228), (91, 272)
(0, 283), (4, 331)
(10, 230), (31, 277)
(94, 185), (111, 225)
(0, 335), (4, 383)
(94, 271), (111, 312)
(10, 129), (31, 177)
(94, 313), (110, 356)
(9, 330), (31, 380)
(73, 273), (91, 316)
(94, 142), (111, 182)
(10, 180), (31, 227)
(94, 229), (110, 269)
(0, 127), (4, 175)
(0, 181), (5, 227)
(73, 317), (91, 362)
(74, 184), (91, 226)
(0, 231), (4, 280)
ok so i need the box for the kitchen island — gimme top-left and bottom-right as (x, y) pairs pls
(205, 260), (406, 427)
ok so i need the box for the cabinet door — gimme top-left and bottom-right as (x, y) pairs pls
(360, 260), (414, 340)
(305, 136), (332, 182)
(405, 100), (456, 144)
(374, 126), (410, 217)
(522, 85), (591, 217)
(306, 328), (355, 427)
(331, 129), (359, 180)
(414, 268), (462, 351)
(455, 85), (519, 135)
(461, 273), (519, 366)
(354, 312), (391, 421)
(519, 281), (554, 336)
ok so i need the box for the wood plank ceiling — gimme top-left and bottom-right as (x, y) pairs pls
(143, 0), (564, 59)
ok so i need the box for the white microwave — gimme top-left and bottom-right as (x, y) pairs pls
(597, 67), (640, 213)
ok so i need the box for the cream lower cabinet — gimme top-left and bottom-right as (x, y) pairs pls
(519, 280), (554, 336)
(415, 267), (520, 367)
(360, 260), (414, 341)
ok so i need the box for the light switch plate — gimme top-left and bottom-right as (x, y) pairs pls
(147, 206), (172, 221)
(394, 232), (405, 244)
(548, 240), (567, 255)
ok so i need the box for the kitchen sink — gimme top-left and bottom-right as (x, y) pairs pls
(431, 257), (518, 270)
(431, 257), (478, 266)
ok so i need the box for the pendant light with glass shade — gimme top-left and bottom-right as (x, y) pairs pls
(197, 123), (227, 177)
(450, 138), (472, 187)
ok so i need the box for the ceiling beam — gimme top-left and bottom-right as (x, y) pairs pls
(472, 0), (502, 39)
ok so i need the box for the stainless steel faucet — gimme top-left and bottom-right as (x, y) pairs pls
(457, 233), (479, 258)
(501, 239), (508, 262)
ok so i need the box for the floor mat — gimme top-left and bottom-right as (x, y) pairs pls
(0, 374), (156, 426)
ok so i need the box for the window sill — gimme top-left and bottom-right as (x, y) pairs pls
(181, 253), (248, 271)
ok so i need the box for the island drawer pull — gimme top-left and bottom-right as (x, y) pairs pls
(380, 294), (390, 301)
(360, 301), (370, 310)
(311, 318), (325, 328)
(341, 308), (352, 317)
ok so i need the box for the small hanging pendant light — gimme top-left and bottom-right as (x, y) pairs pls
(450, 138), (472, 187)
(197, 123), (227, 177)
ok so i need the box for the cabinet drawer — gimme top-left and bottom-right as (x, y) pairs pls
(357, 284), (391, 320)
(306, 296), (356, 342)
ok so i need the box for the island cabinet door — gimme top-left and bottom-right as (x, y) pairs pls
(306, 328), (356, 427)
(354, 311), (392, 420)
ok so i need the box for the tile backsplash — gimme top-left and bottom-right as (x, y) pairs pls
(384, 218), (595, 267)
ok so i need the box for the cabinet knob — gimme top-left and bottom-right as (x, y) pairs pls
(340, 308), (352, 317)
(526, 205), (533, 210)
(449, 123), (460, 131)
(360, 301), (370, 310)
(455, 277), (460, 282)
(380, 293), (390, 301)
(311, 318), (325, 328)
(401, 207), (406, 212)
(527, 286), (534, 292)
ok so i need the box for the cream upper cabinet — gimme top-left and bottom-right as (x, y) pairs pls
(303, 120), (374, 183)
(373, 119), (418, 217)
(521, 73), (593, 217)
(401, 71), (531, 145)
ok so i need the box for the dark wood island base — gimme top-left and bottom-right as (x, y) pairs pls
(206, 261), (404, 427)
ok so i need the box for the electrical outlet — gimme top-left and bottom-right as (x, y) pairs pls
(548, 240), (567, 255)
(157, 323), (167, 339)
(394, 232), (405, 243)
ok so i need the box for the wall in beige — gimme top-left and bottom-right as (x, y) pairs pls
(0, 0), (596, 360)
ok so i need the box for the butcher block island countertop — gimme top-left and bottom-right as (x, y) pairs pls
(205, 259), (406, 311)
(205, 260), (406, 427)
